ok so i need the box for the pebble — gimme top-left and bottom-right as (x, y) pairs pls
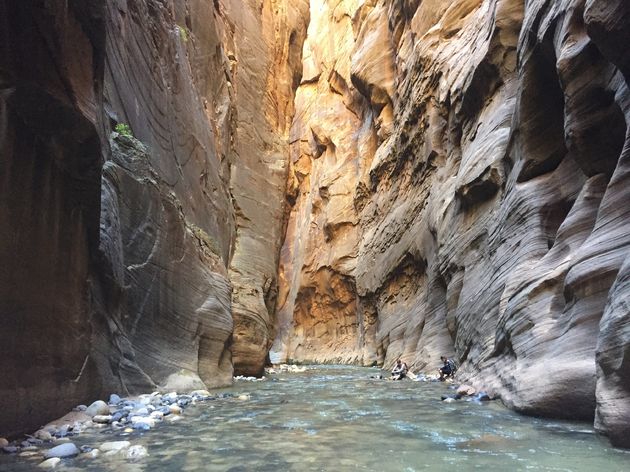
(132, 422), (152, 431)
(111, 410), (128, 422)
(86, 400), (110, 417)
(131, 416), (156, 427)
(38, 457), (61, 469)
(99, 441), (130, 453)
(92, 415), (112, 424)
(457, 384), (477, 396)
(84, 449), (100, 459)
(19, 450), (41, 458)
(44, 442), (79, 458)
(35, 430), (52, 441)
(125, 445), (148, 460)
(133, 407), (149, 416)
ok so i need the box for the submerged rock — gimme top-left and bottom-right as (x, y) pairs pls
(44, 442), (79, 458)
(99, 441), (130, 453)
(126, 445), (148, 460)
(38, 457), (61, 469)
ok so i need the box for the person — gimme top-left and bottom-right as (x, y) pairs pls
(439, 356), (456, 381)
(391, 359), (408, 380)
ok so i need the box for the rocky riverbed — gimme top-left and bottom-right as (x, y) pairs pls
(1, 366), (629, 471)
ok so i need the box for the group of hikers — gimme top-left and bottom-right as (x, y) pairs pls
(390, 356), (456, 381)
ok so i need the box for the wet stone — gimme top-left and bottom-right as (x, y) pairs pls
(44, 442), (79, 458)
(86, 400), (109, 417)
(38, 457), (60, 469)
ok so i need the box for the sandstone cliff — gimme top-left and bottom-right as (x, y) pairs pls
(275, 0), (630, 447)
(1, 0), (629, 450)
(0, 0), (305, 437)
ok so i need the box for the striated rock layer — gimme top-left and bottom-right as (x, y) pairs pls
(275, 0), (630, 447)
(0, 0), (306, 437)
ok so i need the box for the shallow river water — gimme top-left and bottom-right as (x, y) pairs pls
(2, 365), (629, 471)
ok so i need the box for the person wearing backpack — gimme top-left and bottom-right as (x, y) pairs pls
(438, 356), (456, 381)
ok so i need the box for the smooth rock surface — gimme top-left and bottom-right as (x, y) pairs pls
(273, 0), (630, 446)
(44, 443), (79, 459)
(38, 458), (61, 469)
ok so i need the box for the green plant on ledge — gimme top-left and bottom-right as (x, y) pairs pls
(115, 123), (133, 138)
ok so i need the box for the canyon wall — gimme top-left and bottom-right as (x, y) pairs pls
(0, 0), (304, 437)
(276, 0), (630, 447)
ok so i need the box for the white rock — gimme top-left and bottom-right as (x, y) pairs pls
(99, 441), (130, 453)
(34, 430), (53, 441)
(125, 445), (149, 460)
(38, 458), (61, 469)
(44, 443), (79, 458)
(92, 415), (112, 424)
(168, 404), (182, 415)
(237, 394), (250, 401)
(84, 449), (100, 459)
(86, 400), (110, 417)
(130, 417), (156, 428)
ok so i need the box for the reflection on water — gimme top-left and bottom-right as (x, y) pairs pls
(1, 365), (629, 471)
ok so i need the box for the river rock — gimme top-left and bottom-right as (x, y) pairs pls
(457, 385), (477, 397)
(191, 390), (211, 397)
(99, 441), (130, 453)
(132, 407), (149, 417)
(131, 417), (156, 428)
(0, 438), (8, 448)
(38, 458), (61, 469)
(84, 449), (100, 459)
(86, 400), (110, 417)
(126, 445), (148, 460)
(44, 443), (79, 458)
(92, 415), (112, 424)
(34, 430), (52, 441)
(109, 394), (122, 405)
(168, 405), (182, 415)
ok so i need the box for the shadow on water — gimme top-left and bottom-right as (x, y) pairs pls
(1, 365), (629, 471)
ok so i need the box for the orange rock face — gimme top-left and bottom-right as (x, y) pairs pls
(274, 0), (630, 447)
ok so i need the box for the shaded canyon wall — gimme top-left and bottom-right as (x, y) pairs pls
(275, 0), (630, 447)
(0, 0), (306, 437)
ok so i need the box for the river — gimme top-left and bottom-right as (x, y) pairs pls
(1, 365), (628, 471)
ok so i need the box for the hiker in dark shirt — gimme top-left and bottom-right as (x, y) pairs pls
(439, 356), (456, 381)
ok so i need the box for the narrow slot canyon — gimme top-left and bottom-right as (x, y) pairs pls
(1, 0), (630, 469)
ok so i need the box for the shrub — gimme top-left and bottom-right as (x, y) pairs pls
(115, 123), (133, 138)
